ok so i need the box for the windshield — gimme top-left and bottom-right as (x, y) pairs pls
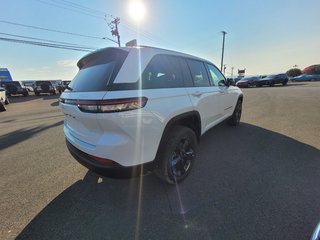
(266, 74), (276, 78)
(242, 77), (255, 81)
(68, 48), (128, 92)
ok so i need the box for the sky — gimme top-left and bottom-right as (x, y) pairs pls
(0, 0), (319, 80)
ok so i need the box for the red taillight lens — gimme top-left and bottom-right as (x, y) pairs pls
(61, 97), (148, 113)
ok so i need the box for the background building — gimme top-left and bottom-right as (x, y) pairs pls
(0, 68), (13, 82)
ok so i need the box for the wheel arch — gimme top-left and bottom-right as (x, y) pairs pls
(154, 111), (201, 164)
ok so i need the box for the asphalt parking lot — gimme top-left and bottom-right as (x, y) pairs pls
(0, 82), (320, 240)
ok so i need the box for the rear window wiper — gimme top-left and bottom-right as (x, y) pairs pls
(65, 86), (73, 91)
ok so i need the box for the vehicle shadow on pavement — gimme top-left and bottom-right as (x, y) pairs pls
(16, 123), (320, 240)
(0, 121), (63, 151)
(8, 94), (60, 104)
(50, 101), (59, 107)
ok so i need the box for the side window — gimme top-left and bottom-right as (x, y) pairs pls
(206, 64), (226, 86)
(141, 55), (184, 89)
(187, 60), (210, 87)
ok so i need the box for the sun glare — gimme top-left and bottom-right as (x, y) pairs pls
(128, 0), (146, 22)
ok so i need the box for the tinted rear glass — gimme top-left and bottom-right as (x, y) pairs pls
(1, 81), (21, 87)
(35, 81), (52, 86)
(187, 60), (210, 87)
(68, 48), (128, 92)
(141, 55), (184, 89)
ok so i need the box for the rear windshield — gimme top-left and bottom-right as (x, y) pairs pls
(1, 81), (21, 87)
(68, 48), (128, 92)
(35, 81), (52, 86)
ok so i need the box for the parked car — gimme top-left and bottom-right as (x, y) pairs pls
(0, 81), (29, 96)
(236, 76), (259, 88)
(0, 87), (9, 111)
(256, 73), (288, 87)
(57, 80), (72, 94)
(60, 46), (243, 184)
(291, 74), (320, 82)
(34, 81), (57, 96)
(234, 76), (244, 83)
(22, 82), (34, 92)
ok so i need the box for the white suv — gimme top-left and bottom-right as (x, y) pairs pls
(60, 46), (243, 184)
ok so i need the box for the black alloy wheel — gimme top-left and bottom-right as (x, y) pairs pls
(168, 137), (195, 181)
(155, 126), (197, 184)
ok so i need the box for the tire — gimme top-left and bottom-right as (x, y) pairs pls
(269, 81), (274, 87)
(154, 126), (197, 184)
(4, 98), (9, 105)
(282, 81), (287, 86)
(228, 99), (242, 126)
(23, 92), (29, 97)
(35, 91), (40, 96)
(0, 101), (6, 112)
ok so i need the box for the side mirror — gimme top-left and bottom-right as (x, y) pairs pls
(225, 78), (235, 86)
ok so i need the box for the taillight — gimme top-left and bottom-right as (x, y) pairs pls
(60, 97), (148, 113)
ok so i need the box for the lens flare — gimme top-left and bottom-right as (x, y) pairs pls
(128, 0), (146, 22)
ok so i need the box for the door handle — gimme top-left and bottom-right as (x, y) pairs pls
(192, 91), (202, 97)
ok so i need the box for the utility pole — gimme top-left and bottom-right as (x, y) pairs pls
(220, 31), (227, 72)
(108, 17), (121, 47)
(231, 67), (234, 78)
(223, 64), (227, 75)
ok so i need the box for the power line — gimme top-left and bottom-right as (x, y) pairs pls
(0, 20), (118, 44)
(0, 37), (95, 52)
(35, 0), (174, 48)
(0, 32), (96, 49)
(34, 0), (105, 19)
(52, 0), (110, 17)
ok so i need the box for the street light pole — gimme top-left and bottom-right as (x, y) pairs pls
(220, 31), (227, 72)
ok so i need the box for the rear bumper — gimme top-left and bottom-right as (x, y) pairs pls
(66, 139), (154, 177)
(36, 90), (55, 93)
(8, 90), (28, 95)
